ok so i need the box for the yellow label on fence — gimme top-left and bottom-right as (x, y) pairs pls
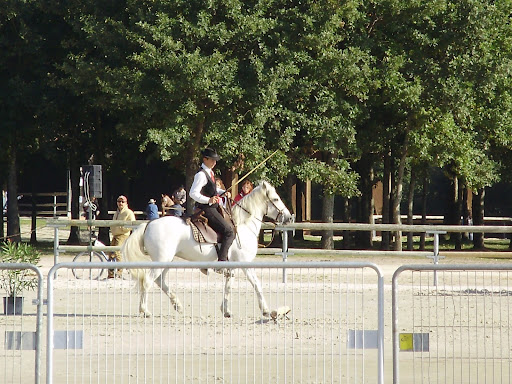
(400, 332), (429, 352)
(399, 333), (413, 351)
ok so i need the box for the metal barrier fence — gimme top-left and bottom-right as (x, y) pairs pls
(47, 261), (384, 384)
(5, 260), (512, 383)
(392, 264), (512, 384)
(46, 219), (512, 279)
(0, 263), (44, 384)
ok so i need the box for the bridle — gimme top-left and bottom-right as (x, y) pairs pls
(231, 189), (286, 225)
(229, 188), (289, 248)
(263, 191), (286, 224)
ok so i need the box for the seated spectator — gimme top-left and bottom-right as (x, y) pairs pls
(215, 178), (231, 209)
(233, 179), (254, 205)
(145, 198), (159, 221)
(172, 186), (186, 206)
(171, 196), (184, 217)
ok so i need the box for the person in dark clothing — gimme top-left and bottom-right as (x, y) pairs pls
(189, 148), (234, 262)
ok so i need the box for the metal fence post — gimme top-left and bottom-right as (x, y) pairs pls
(282, 229), (288, 282)
(426, 230), (446, 286)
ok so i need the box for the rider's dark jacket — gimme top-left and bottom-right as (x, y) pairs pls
(196, 169), (217, 209)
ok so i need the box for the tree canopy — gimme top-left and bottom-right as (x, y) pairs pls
(2, 0), (512, 248)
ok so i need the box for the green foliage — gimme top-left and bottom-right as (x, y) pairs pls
(295, 158), (360, 197)
(4, 0), (512, 221)
(0, 242), (41, 297)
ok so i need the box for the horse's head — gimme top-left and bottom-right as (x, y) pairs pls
(260, 181), (294, 225)
(161, 194), (172, 209)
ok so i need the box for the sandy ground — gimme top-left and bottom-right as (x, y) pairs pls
(3, 222), (512, 383)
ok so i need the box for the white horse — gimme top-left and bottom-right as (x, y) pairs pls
(122, 180), (293, 318)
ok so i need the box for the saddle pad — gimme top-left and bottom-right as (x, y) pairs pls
(190, 220), (218, 244)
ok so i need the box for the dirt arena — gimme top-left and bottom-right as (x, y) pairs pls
(4, 222), (512, 383)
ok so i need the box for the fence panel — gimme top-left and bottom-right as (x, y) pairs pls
(18, 193), (68, 218)
(0, 263), (44, 384)
(392, 264), (512, 384)
(47, 261), (384, 384)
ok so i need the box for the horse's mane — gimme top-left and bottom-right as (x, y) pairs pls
(231, 181), (270, 226)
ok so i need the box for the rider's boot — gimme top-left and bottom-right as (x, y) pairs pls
(214, 256), (232, 276)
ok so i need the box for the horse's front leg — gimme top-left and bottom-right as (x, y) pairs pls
(243, 268), (270, 317)
(220, 271), (233, 318)
(155, 269), (183, 313)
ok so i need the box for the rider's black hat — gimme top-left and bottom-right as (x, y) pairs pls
(201, 147), (220, 160)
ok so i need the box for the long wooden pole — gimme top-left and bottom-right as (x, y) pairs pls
(222, 149), (279, 195)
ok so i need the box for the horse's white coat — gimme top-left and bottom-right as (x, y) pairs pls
(122, 181), (293, 318)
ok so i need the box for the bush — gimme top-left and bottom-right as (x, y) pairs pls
(0, 241), (41, 297)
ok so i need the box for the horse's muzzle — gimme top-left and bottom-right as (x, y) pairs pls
(280, 210), (294, 225)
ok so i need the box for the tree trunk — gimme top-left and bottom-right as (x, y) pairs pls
(293, 179), (305, 241)
(354, 157), (373, 248)
(453, 179), (463, 250)
(30, 189), (37, 244)
(284, 174), (295, 248)
(419, 176), (428, 251)
(98, 185), (110, 246)
(0, 191), (4, 241)
(406, 168), (416, 251)
(96, 115), (110, 245)
(381, 152), (391, 250)
(7, 147), (21, 243)
(66, 156), (81, 245)
(392, 136), (408, 251)
(321, 192), (334, 250)
(341, 198), (350, 249)
(462, 187), (468, 240)
(446, 174), (457, 227)
(472, 188), (485, 250)
(185, 120), (204, 214)
(185, 159), (196, 214)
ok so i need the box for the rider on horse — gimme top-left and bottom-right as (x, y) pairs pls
(189, 148), (235, 262)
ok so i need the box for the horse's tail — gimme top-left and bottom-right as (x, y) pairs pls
(122, 222), (152, 291)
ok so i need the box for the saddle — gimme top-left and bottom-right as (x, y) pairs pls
(184, 206), (234, 244)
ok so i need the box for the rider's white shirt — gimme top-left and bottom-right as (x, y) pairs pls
(189, 164), (223, 205)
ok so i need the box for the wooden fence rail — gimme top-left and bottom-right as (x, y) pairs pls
(18, 192), (69, 218)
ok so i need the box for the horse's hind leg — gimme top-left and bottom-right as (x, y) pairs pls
(138, 277), (152, 317)
(243, 268), (270, 317)
(220, 272), (233, 318)
(154, 269), (183, 313)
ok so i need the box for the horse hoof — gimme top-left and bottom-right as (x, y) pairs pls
(214, 268), (234, 277)
(141, 311), (152, 318)
(220, 303), (231, 318)
(262, 309), (270, 317)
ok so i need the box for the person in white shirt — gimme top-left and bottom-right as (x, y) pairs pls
(189, 148), (234, 262)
